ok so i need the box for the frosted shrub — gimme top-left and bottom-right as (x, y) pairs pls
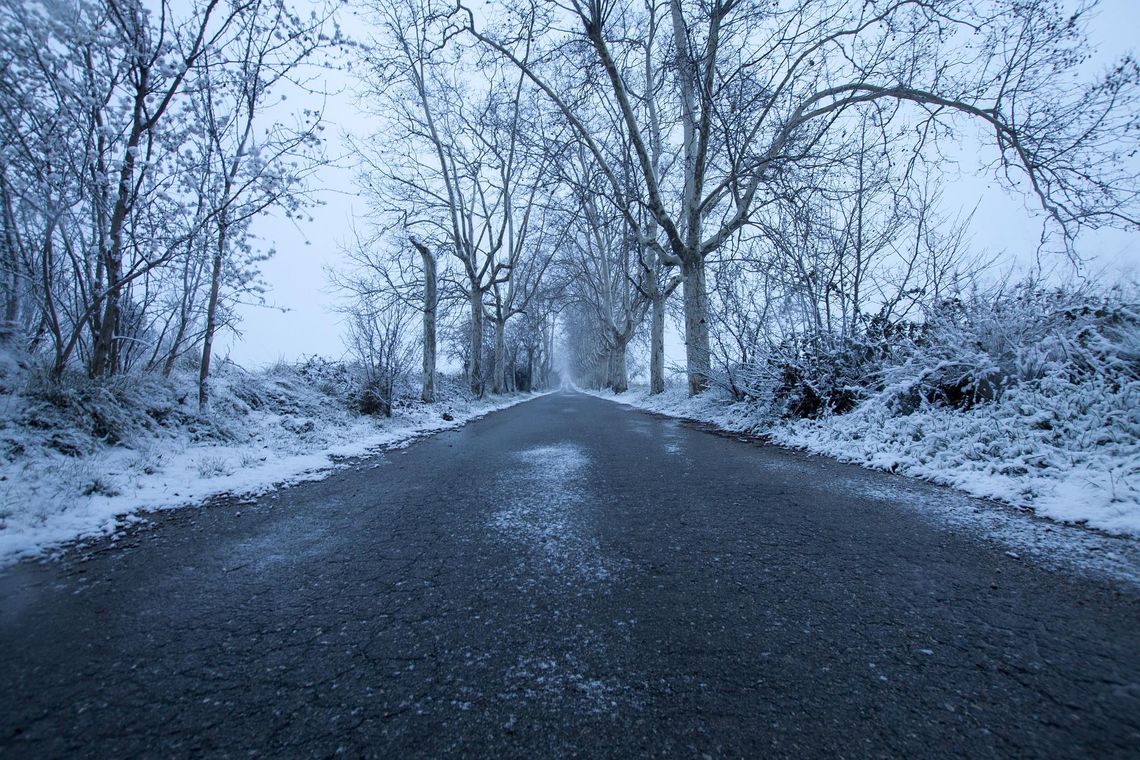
(877, 285), (1140, 415)
(21, 371), (176, 448)
(127, 448), (168, 476)
(81, 476), (121, 498)
(357, 373), (397, 417)
(297, 357), (357, 401)
(767, 283), (1140, 533)
(724, 317), (915, 418)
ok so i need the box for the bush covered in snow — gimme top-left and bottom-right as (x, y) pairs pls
(777, 285), (1139, 531)
(712, 316), (918, 418)
(874, 286), (1138, 412)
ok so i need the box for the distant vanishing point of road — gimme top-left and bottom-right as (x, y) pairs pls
(1, 391), (1138, 757)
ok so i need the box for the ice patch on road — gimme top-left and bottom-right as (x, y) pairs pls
(662, 420), (686, 457)
(490, 443), (624, 585)
(227, 514), (334, 572)
(513, 444), (588, 479)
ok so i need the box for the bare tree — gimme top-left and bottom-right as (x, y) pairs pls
(86, 0), (245, 378)
(193, 0), (334, 411)
(0, 0), (335, 386)
(559, 145), (651, 392)
(341, 285), (417, 417)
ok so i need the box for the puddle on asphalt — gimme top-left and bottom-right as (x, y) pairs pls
(661, 420), (685, 456)
(626, 414), (686, 457)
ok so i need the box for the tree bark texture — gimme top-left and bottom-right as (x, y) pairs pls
(198, 212), (227, 412)
(469, 289), (483, 395)
(415, 242), (437, 403)
(681, 256), (711, 395)
(650, 293), (666, 394)
(608, 335), (629, 393)
(492, 317), (507, 394)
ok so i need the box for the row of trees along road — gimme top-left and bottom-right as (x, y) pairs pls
(458, 0), (1139, 395)
(5, 0), (1137, 407)
(341, 0), (1137, 401)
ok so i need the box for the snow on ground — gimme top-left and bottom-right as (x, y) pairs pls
(587, 382), (1140, 540)
(491, 443), (624, 585)
(0, 362), (540, 566)
(501, 654), (626, 716)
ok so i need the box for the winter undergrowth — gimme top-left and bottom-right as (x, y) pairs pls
(0, 355), (535, 564)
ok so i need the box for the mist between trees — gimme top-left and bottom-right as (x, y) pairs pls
(2, 0), (1138, 417)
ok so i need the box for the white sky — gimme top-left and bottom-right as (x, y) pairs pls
(224, 0), (1139, 369)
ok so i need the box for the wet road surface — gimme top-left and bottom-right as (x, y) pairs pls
(1, 391), (1139, 757)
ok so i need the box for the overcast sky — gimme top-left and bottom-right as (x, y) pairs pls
(224, 0), (1139, 369)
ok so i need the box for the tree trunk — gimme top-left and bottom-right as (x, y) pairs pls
(163, 279), (193, 378)
(492, 317), (507, 394)
(2, 267), (18, 345)
(609, 335), (629, 393)
(163, 317), (189, 377)
(198, 217), (226, 413)
(416, 243), (436, 403)
(45, 231), (73, 379)
(90, 269), (121, 377)
(91, 109), (145, 378)
(164, 236), (205, 377)
(650, 293), (666, 394)
(0, 189), (18, 345)
(469, 288), (483, 395)
(681, 256), (711, 395)
(541, 320), (554, 388)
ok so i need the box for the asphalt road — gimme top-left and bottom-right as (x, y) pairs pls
(1, 391), (1138, 758)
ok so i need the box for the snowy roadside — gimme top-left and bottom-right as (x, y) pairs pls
(585, 385), (1140, 540)
(0, 371), (543, 567)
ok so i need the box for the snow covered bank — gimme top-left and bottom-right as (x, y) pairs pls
(589, 382), (1140, 538)
(0, 359), (540, 566)
(589, 288), (1140, 538)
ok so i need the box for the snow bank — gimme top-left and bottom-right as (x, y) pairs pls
(589, 288), (1140, 538)
(589, 380), (1140, 538)
(0, 360), (538, 566)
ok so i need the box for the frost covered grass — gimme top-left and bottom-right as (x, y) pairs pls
(0, 356), (538, 565)
(592, 286), (1140, 537)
